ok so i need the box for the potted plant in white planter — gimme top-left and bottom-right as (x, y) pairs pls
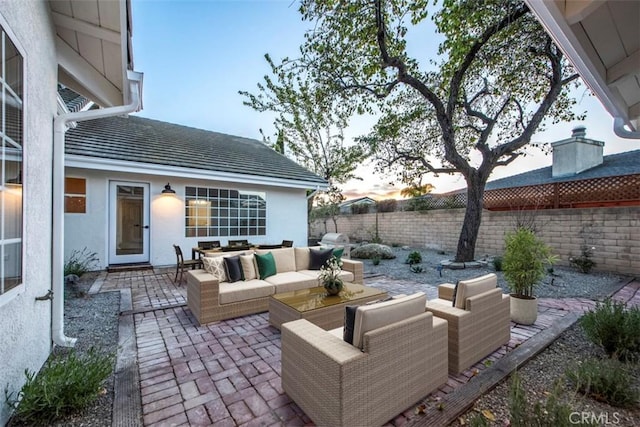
(502, 227), (556, 325)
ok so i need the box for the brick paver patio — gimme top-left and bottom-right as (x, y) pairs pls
(97, 269), (639, 426)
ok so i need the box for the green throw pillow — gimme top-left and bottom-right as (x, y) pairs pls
(333, 248), (344, 261)
(254, 252), (277, 280)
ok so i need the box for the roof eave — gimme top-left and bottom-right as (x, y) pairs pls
(65, 155), (328, 191)
(525, 0), (639, 138)
(53, 0), (139, 108)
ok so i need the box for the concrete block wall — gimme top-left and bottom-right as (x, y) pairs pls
(310, 206), (640, 276)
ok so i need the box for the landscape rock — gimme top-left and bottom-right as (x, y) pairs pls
(351, 243), (396, 260)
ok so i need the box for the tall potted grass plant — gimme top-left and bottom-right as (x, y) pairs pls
(502, 228), (555, 325)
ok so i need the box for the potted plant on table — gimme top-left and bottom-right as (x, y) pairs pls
(318, 256), (344, 296)
(502, 227), (556, 325)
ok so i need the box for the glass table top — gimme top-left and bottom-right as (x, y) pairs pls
(271, 283), (387, 314)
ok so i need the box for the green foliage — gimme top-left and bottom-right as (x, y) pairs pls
(405, 196), (432, 212)
(272, 0), (582, 262)
(492, 256), (503, 272)
(350, 203), (371, 214)
(405, 251), (422, 265)
(410, 264), (423, 273)
(502, 228), (555, 298)
(376, 199), (397, 213)
(566, 358), (639, 408)
(467, 413), (490, 427)
(64, 247), (98, 277)
(371, 256), (381, 266)
(240, 52), (369, 192)
(509, 372), (579, 427)
(6, 349), (113, 425)
(569, 245), (596, 274)
(580, 299), (640, 362)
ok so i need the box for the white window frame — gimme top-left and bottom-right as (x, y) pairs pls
(185, 186), (267, 238)
(0, 19), (25, 306)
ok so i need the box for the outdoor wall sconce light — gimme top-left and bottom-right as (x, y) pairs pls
(161, 183), (175, 194)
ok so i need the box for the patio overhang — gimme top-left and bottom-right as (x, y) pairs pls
(51, 0), (141, 108)
(526, 0), (640, 139)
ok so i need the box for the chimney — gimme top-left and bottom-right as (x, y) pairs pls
(551, 126), (604, 178)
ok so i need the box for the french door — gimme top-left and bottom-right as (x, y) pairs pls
(108, 181), (150, 264)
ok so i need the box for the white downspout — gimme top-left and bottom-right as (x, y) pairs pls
(613, 117), (640, 139)
(52, 70), (143, 347)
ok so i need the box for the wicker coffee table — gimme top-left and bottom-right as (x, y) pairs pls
(269, 283), (387, 330)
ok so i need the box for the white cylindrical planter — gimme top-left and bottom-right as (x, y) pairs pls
(510, 295), (538, 325)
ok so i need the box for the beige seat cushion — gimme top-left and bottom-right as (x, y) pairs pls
(298, 269), (354, 283)
(352, 292), (427, 349)
(218, 280), (274, 304)
(267, 271), (319, 293)
(454, 273), (497, 309)
(255, 248), (296, 273)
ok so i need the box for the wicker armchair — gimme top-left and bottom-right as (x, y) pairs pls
(425, 273), (510, 373)
(281, 293), (448, 427)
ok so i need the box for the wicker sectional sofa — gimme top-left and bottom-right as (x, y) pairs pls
(186, 246), (364, 325)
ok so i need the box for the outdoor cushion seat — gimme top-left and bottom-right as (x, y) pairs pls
(281, 292), (448, 427)
(218, 280), (274, 305)
(266, 271), (318, 293)
(297, 269), (354, 283)
(425, 273), (510, 373)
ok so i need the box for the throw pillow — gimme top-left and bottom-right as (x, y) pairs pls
(223, 256), (244, 283)
(240, 255), (257, 280)
(452, 280), (460, 307)
(343, 305), (358, 345)
(202, 257), (227, 282)
(332, 247), (344, 261)
(254, 252), (277, 280)
(309, 248), (333, 270)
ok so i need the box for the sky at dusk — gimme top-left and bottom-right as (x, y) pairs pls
(131, 0), (639, 199)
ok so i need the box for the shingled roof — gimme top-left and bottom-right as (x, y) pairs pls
(64, 115), (327, 187)
(485, 149), (640, 191)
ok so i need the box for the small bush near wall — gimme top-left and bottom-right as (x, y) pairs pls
(377, 199), (397, 213)
(64, 248), (98, 277)
(350, 203), (371, 214)
(6, 349), (114, 425)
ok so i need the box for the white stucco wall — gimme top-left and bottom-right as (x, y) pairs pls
(0, 2), (57, 425)
(64, 168), (310, 268)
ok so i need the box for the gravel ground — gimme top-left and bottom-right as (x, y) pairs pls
(362, 246), (628, 300)
(451, 323), (640, 426)
(15, 247), (632, 426)
(51, 272), (119, 427)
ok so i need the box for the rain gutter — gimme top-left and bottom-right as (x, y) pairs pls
(51, 70), (143, 347)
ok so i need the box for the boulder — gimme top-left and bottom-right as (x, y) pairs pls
(351, 243), (396, 260)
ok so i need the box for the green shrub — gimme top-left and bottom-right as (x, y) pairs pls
(580, 298), (640, 361)
(410, 265), (423, 273)
(569, 245), (596, 274)
(376, 199), (397, 213)
(371, 256), (381, 266)
(567, 358), (639, 408)
(6, 348), (114, 425)
(405, 251), (422, 265)
(492, 256), (503, 271)
(502, 228), (555, 298)
(64, 247), (98, 277)
(509, 372), (582, 427)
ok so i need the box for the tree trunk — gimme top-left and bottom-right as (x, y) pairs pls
(455, 174), (486, 262)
